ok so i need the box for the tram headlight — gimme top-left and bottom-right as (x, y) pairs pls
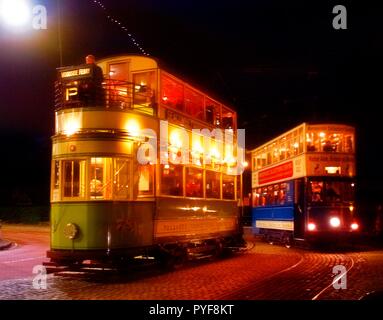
(307, 223), (316, 231)
(351, 223), (359, 230)
(329, 217), (341, 228)
(63, 223), (79, 240)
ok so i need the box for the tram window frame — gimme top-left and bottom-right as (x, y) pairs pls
(205, 98), (221, 127)
(160, 164), (184, 197)
(137, 164), (154, 197)
(113, 158), (131, 200)
(62, 160), (86, 199)
(205, 170), (221, 199)
(51, 160), (61, 201)
(185, 167), (203, 198)
(185, 87), (204, 121)
(160, 73), (185, 112)
(132, 71), (156, 112)
(222, 174), (235, 200)
(89, 158), (113, 200)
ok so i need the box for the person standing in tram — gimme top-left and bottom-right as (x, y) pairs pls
(79, 54), (105, 106)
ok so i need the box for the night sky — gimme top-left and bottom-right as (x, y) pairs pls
(0, 1), (382, 221)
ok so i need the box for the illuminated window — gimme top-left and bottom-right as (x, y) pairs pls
(113, 159), (130, 200)
(222, 174), (235, 200)
(133, 71), (155, 114)
(185, 87), (204, 121)
(206, 171), (220, 199)
(52, 160), (60, 201)
(53, 160), (60, 190)
(221, 107), (234, 129)
(161, 164), (183, 196)
(186, 167), (203, 198)
(63, 160), (86, 198)
(205, 99), (221, 127)
(161, 73), (184, 112)
(138, 164), (154, 196)
(90, 158), (112, 200)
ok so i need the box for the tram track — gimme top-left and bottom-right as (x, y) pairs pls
(218, 238), (360, 300)
(311, 254), (355, 300)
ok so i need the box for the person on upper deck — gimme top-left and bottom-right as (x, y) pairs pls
(79, 54), (104, 106)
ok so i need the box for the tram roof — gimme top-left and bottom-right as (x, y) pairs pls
(248, 122), (355, 154)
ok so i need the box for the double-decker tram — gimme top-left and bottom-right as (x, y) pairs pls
(250, 123), (359, 245)
(47, 55), (245, 269)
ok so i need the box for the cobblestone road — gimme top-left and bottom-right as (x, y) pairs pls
(1, 225), (383, 300)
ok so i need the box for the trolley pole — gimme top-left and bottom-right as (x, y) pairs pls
(57, 0), (63, 67)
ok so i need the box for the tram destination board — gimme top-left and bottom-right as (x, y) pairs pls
(58, 64), (94, 81)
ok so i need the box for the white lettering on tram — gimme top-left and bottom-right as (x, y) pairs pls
(136, 120), (246, 175)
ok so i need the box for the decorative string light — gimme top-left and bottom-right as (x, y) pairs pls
(91, 0), (150, 56)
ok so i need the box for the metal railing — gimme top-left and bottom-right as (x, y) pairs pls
(55, 79), (155, 114)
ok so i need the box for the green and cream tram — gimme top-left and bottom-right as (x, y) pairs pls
(48, 55), (245, 267)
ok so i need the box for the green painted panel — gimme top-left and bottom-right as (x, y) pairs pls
(50, 202), (154, 250)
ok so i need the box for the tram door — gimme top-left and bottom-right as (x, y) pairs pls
(293, 178), (305, 239)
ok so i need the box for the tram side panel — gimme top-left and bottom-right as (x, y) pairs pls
(154, 197), (240, 244)
(50, 201), (154, 252)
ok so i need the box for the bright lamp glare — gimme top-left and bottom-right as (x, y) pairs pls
(330, 217), (341, 228)
(0, 0), (31, 27)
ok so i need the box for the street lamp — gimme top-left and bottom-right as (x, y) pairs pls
(0, 0), (31, 28)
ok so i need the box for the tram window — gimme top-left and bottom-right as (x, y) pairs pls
(309, 181), (324, 203)
(222, 174), (235, 200)
(63, 160), (85, 198)
(161, 73), (184, 112)
(90, 158), (112, 200)
(205, 99), (221, 127)
(273, 184), (279, 205)
(138, 164), (154, 196)
(344, 134), (354, 153)
(222, 108), (234, 129)
(133, 71), (155, 111)
(52, 160), (60, 201)
(113, 159), (130, 200)
(53, 161), (60, 190)
(206, 171), (220, 199)
(185, 87), (204, 121)
(279, 140), (286, 161)
(161, 164), (183, 196)
(186, 167), (203, 198)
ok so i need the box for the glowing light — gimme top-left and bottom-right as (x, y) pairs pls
(349, 205), (354, 212)
(351, 223), (359, 230)
(162, 96), (168, 102)
(63, 119), (81, 136)
(243, 161), (249, 168)
(125, 119), (140, 137)
(192, 140), (204, 154)
(164, 164), (170, 169)
(210, 147), (220, 159)
(319, 132), (326, 138)
(307, 223), (316, 231)
(351, 183), (355, 187)
(329, 217), (341, 228)
(170, 130), (182, 148)
(293, 142), (299, 149)
(0, 0), (30, 27)
(325, 166), (340, 174)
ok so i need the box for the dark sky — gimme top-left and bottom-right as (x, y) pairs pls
(0, 0), (382, 209)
